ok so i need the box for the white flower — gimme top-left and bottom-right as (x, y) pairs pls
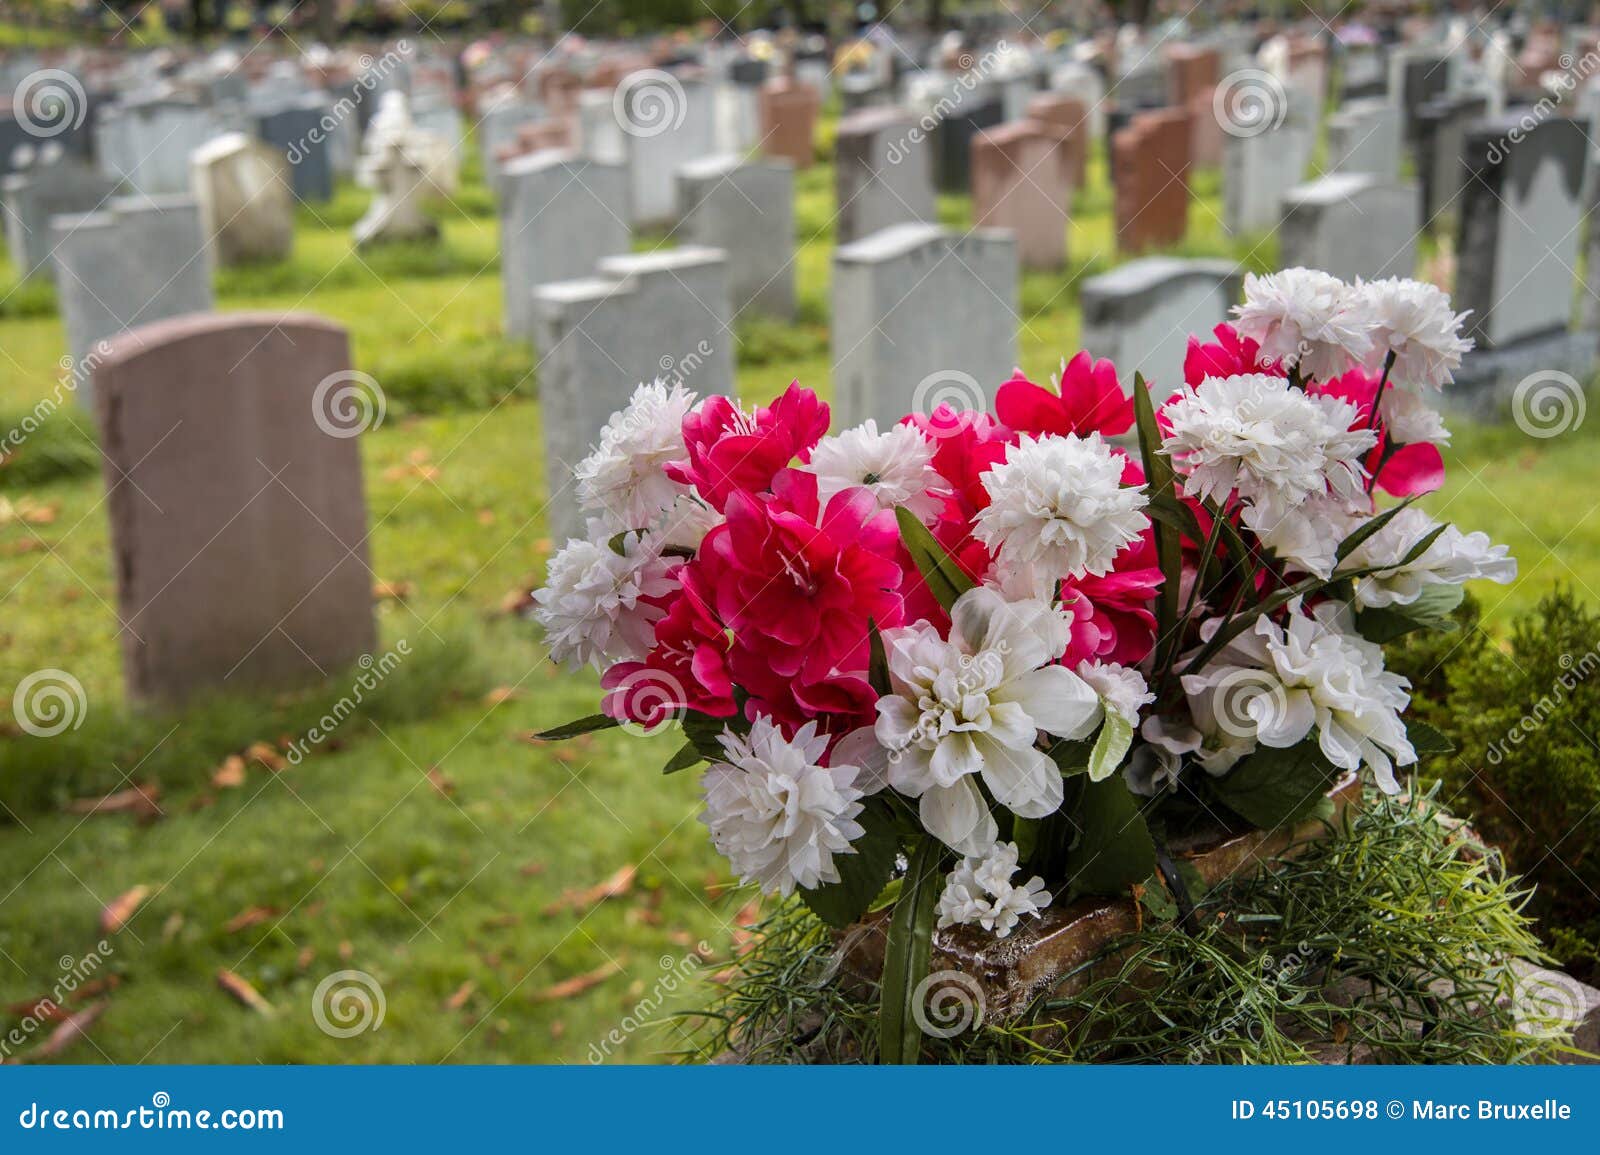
(1378, 386), (1452, 447)
(699, 717), (867, 897)
(1124, 715), (1203, 796)
(1162, 374), (1376, 525)
(1075, 660), (1153, 729)
(974, 433), (1149, 580)
(936, 841), (1052, 938)
(532, 529), (680, 669)
(574, 380), (697, 526)
(1181, 600), (1416, 793)
(1232, 268), (1373, 380)
(1339, 506), (1516, 609)
(802, 419), (951, 521)
(876, 587), (1100, 854)
(1357, 277), (1473, 389)
(1245, 492), (1365, 580)
(649, 493), (722, 551)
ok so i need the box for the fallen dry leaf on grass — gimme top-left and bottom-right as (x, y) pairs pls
(499, 587), (536, 616)
(532, 959), (623, 1003)
(223, 906), (279, 934)
(542, 865), (636, 917)
(65, 783), (161, 820)
(6, 996), (64, 1023)
(101, 885), (150, 934)
(0, 497), (59, 527)
(211, 755), (246, 788)
(245, 742), (286, 772)
(373, 580), (414, 601)
(445, 981), (476, 1010)
(31, 1001), (107, 1060)
(484, 686), (522, 705)
(426, 766), (456, 797)
(216, 970), (274, 1015)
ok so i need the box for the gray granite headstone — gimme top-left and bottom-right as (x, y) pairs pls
(1222, 99), (1314, 234)
(933, 94), (1005, 193)
(1326, 98), (1402, 180)
(1279, 173), (1419, 283)
(831, 222), (1018, 428)
(534, 247), (735, 540)
(189, 132), (294, 266)
(499, 150), (629, 340)
(1079, 257), (1241, 393)
(835, 106), (937, 244)
(676, 153), (796, 320)
(1, 144), (118, 280)
(257, 95), (335, 202)
(91, 312), (376, 706)
(1455, 112), (1587, 349)
(50, 196), (215, 404)
(1415, 93), (1487, 229)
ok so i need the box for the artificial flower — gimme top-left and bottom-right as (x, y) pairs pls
(1075, 660), (1154, 730)
(532, 529), (679, 669)
(973, 433), (1150, 580)
(1357, 276), (1473, 389)
(876, 587), (1099, 853)
(995, 353), (1133, 439)
(574, 380), (697, 526)
(1183, 322), (1277, 386)
(1232, 268), (1373, 380)
(936, 840), (1052, 938)
(1338, 506), (1516, 608)
(700, 717), (867, 897)
(801, 418), (951, 522)
(666, 382), (829, 510)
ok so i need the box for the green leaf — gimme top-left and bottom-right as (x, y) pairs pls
(1333, 496), (1420, 564)
(1355, 583), (1465, 643)
(1043, 737), (1092, 776)
(531, 714), (619, 741)
(1133, 373), (1183, 662)
(1138, 873), (1179, 920)
(878, 836), (946, 1064)
(1211, 739), (1340, 829)
(682, 710), (742, 760)
(1086, 710), (1134, 782)
(1012, 816), (1040, 862)
(1406, 718), (1456, 756)
(799, 801), (902, 929)
(1064, 775), (1157, 898)
(868, 620), (891, 696)
(1397, 522), (1451, 567)
(894, 507), (975, 613)
(662, 742), (703, 775)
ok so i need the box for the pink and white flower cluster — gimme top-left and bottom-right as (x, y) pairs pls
(533, 269), (1515, 941)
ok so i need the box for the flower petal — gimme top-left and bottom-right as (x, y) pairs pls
(976, 740), (1064, 818)
(919, 779), (998, 855)
(999, 664), (1102, 740)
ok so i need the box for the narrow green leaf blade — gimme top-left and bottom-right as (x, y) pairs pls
(531, 714), (619, 741)
(894, 506), (975, 613)
(878, 836), (946, 1064)
(662, 742), (703, 775)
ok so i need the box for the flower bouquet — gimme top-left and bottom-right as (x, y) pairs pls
(532, 269), (1516, 1061)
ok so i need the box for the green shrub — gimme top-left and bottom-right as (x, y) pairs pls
(0, 403), (100, 488)
(1413, 588), (1600, 981)
(366, 337), (534, 416)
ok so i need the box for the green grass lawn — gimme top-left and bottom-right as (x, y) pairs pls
(0, 121), (1592, 1065)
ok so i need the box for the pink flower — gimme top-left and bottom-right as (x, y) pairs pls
(602, 585), (735, 727)
(694, 469), (904, 732)
(1311, 369), (1444, 498)
(1183, 323), (1280, 387)
(901, 404), (1013, 518)
(995, 353), (1134, 439)
(1060, 530), (1163, 667)
(666, 382), (830, 511)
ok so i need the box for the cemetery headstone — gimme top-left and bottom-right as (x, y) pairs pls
(759, 76), (820, 168)
(676, 154), (796, 319)
(51, 196), (215, 402)
(1416, 93), (1487, 229)
(92, 312), (377, 705)
(1113, 107), (1191, 253)
(1279, 173), (1420, 283)
(257, 94), (335, 202)
(933, 93), (1005, 193)
(1223, 94), (1314, 234)
(1079, 257), (1241, 393)
(189, 132), (294, 266)
(534, 247), (735, 541)
(1326, 97), (1402, 180)
(353, 139), (439, 247)
(835, 106), (937, 244)
(971, 121), (1068, 270)
(1026, 92), (1089, 189)
(499, 150), (629, 340)
(831, 222), (1018, 428)
(1, 143), (117, 280)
